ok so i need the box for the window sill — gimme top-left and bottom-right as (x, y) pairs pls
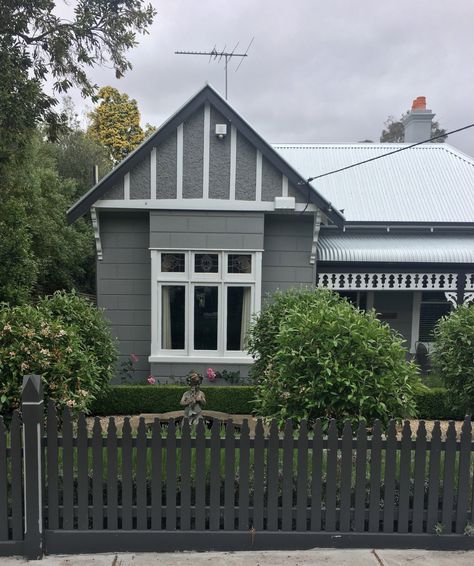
(148, 355), (254, 365)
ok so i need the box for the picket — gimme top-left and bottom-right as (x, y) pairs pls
(398, 420), (412, 533)
(310, 419), (323, 531)
(46, 402), (58, 530)
(368, 420), (382, 532)
(412, 421), (427, 533)
(252, 419), (265, 531)
(180, 419), (192, 531)
(442, 421), (457, 533)
(325, 420), (338, 531)
(151, 418), (162, 530)
(426, 421), (442, 534)
(266, 420), (279, 531)
(455, 417), (472, 533)
(382, 419), (397, 533)
(92, 417), (104, 530)
(209, 419), (220, 531)
(135, 418), (147, 530)
(296, 420), (308, 532)
(238, 419), (250, 531)
(0, 417), (7, 541)
(281, 419), (293, 531)
(121, 417), (133, 530)
(339, 421), (352, 532)
(106, 417), (119, 530)
(61, 407), (74, 530)
(354, 421), (367, 532)
(10, 411), (23, 540)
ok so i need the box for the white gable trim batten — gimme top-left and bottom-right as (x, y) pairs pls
(282, 175), (288, 197)
(150, 147), (157, 199)
(256, 150), (262, 201)
(124, 172), (130, 200)
(203, 103), (211, 199)
(90, 207), (103, 261)
(176, 123), (184, 199)
(229, 124), (237, 200)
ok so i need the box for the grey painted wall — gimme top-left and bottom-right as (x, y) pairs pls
(97, 211), (151, 382)
(262, 214), (314, 298)
(150, 210), (264, 249)
(151, 362), (250, 383)
(262, 156), (282, 201)
(183, 105), (204, 199)
(156, 131), (177, 199)
(209, 107), (231, 199)
(130, 153), (151, 199)
(373, 291), (413, 347)
(235, 131), (257, 200)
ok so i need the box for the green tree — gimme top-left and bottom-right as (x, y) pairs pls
(0, 0), (155, 154)
(380, 113), (447, 143)
(88, 86), (154, 163)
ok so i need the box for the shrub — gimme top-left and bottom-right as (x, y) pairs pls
(247, 288), (419, 426)
(90, 385), (256, 415)
(0, 292), (118, 414)
(432, 304), (474, 415)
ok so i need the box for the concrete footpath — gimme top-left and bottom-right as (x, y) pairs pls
(2, 550), (474, 565)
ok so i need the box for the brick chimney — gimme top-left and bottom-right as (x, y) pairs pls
(402, 96), (435, 143)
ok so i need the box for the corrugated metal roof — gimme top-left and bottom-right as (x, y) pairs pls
(273, 143), (474, 223)
(318, 231), (474, 263)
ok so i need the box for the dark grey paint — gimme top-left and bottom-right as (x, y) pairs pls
(235, 131), (257, 200)
(97, 212), (151, 381)
(130, 153), (151, 199)
(183, 105), (204, 199)
(262, 156), (282, 201)
(104, 179), (124, 200)
(373, 291), (413, 347)
(262, 215), (313, 297)
(156, 131), (177, 199)
(150, 210), (264, 249)
(151, 362), (250, 382)
(209, 107), (231, 199)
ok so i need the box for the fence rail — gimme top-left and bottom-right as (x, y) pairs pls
(1, 374), (474, 559)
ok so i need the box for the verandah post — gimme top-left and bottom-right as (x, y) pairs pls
(21, 374), (44, 560)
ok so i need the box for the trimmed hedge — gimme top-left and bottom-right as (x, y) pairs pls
(90, 384), (467, 421)
(90, 385), (256, 416)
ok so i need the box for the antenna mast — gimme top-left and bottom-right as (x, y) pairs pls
(175, 38), (254, 100)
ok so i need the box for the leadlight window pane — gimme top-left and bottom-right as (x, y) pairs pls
(194, 286), (218, 350)
(227, 254), (252, 274)
(227, 287), (251, 351)
(161, 286), (185, 349)
(161, 253), (185, 273)
(194, 253), (219, 273)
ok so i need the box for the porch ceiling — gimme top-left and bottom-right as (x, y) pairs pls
(317, 232), (474, 263)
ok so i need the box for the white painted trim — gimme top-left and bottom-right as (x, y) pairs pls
(150, 147), (157, 199)
(149, 355), (253, 364)
(151, 250), (159, 355)
(176, 123), (184, 199)
(94, 198), (319, 212)
(310, 211), (322, 265)
(90, 207), (103, 261)
(254, 251), (263, 314)
(203, 103), (210, 199)
(124, 172), (130, 200)
(151, 247), (264, 252)
(366, 291), (374, 310)
(230, 124), (237, 200)
(410, 291), (422, 353)
(256, 150), (262, 201)
(21, 401), (44, 406)
(282, 175), (288, 197)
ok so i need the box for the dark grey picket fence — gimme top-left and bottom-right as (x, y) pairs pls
(1, 375), (474, 560)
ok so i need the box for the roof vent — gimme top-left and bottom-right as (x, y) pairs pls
(215, 124), (227, 138)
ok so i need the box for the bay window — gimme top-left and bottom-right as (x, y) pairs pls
(150, 250), (261, 362)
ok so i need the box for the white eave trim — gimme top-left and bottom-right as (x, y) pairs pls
(149, 355), (254, 364)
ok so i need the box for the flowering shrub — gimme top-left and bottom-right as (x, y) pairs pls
(0, 291), (118, 414)
(247, 288), (419, 427)
(147, 375), (156, 385)
(206, 367), (217, 382)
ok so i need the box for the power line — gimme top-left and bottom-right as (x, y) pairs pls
(305, 123), (474, 183)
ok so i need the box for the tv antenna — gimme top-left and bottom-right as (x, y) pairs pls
(175, 38), (254, 100)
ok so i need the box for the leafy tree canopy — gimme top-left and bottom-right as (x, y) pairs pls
(0, 0), (155, 155)
(88, 86), (155, 163)
(380, 113), (447, 143)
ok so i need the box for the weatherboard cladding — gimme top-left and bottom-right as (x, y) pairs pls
(183, 105), (204, 199)
(209, 106), (231, 199)
(317, 231), (474, 263)
(274, 143), (474, 223)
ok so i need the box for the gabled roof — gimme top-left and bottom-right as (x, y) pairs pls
(274, 143), (474, 224)
(67, 85), (344, 226)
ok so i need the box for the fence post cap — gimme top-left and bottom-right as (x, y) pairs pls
(22, 374), (43, 403)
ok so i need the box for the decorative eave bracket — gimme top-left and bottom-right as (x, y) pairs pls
(310, 211), (322, 265)
(90, 207), (103, 261)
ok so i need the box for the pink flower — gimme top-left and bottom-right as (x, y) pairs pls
(130, 353), (139, 363)
(206, 367), (217, 382)
(147, 376), (156, 385)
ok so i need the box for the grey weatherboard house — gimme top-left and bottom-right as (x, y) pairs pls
(68, 87), (474, 382)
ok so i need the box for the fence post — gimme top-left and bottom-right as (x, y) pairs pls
(22, 374), (44, 560)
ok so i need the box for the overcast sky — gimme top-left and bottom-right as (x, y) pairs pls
(69, 0), (474, 157)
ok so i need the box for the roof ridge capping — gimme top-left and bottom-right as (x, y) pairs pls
(67, 84), (345, 226)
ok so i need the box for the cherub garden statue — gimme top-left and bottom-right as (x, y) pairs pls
(180, 371), (206, 425)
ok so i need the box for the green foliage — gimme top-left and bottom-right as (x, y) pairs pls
(247, 288), (419, 426)
(88, 86), (154, 163)
(0, 292), (118, 415)
(90, 385), (256, 416)
(432, 305), (474, 415)
(413, 386), (459, 420)
(380, 113), (447, 143)
(0, 0), (155, 146)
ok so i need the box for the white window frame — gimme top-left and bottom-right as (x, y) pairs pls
(150, 249), (262, 363)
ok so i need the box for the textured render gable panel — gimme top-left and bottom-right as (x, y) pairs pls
(130, 153), (150, 199)
(156, 130), (177, 198)
(274, 143), (474, 223)
(183, 105), (204, 199)
(209, 106), (231, 199)
(262, 155), (282, 201)
(235, 131), (257, 200)
(103, 178), (124, 199)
